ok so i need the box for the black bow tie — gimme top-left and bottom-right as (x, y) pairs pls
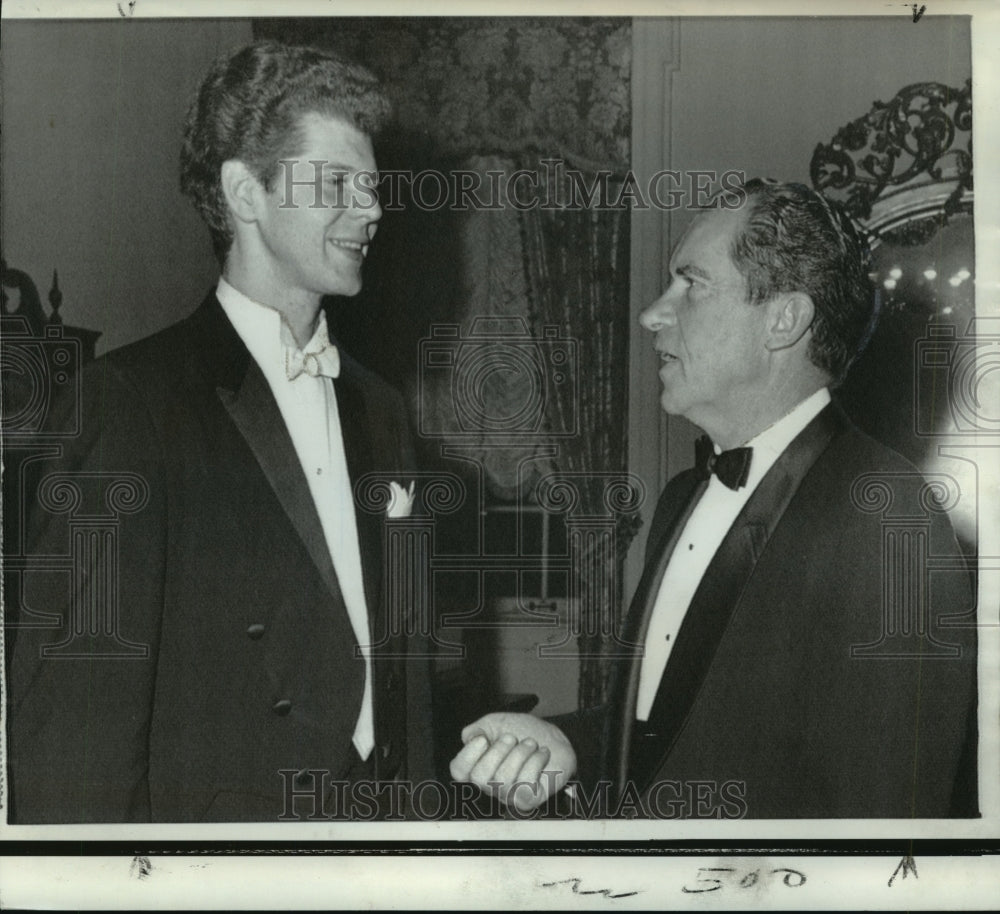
(695, 435), (753, 490)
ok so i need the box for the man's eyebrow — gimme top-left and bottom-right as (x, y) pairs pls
(675, 263), (711, 281)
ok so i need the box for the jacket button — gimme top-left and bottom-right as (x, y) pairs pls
(386, 672), (401, 693)
(247, 624), (265, 640)
(380, 741), (392, 759)
(272, 699), (292, 716)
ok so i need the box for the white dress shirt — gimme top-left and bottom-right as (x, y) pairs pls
(635, 387), (831, 721)
(217, 278), (374, 759)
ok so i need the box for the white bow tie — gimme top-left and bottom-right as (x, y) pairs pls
(284, 323), (341, 381)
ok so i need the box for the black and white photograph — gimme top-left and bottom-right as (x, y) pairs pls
(1, 0), (997, 907)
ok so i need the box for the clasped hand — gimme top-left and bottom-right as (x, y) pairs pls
(449, 712), (577, 812)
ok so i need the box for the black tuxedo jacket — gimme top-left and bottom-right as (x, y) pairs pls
(7, 293), (433, 822)
(563, 404), (978, 818)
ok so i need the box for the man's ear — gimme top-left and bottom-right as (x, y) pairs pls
(765, 291), (815, 352)
(220, 160), (263, 226)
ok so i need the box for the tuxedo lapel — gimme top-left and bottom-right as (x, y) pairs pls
(624, 403), (848, 791)
(332, 361), (383, 633)
(608, 472), (707, 789)
(202, 294), (345, 606)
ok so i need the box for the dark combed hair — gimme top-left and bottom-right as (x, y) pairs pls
(180, 41), (391, 263)
(728, 178), (879, 384)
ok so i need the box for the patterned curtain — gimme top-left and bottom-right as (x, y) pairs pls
(414, 153), (559, 501)
(254, 17), (631, 170)
(516, 158), (637, 707)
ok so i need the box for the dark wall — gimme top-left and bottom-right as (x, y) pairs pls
(1, 19), (253, 355)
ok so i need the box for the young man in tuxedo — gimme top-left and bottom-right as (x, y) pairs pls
(452, 179), (978, 818)
(7, 41), (432, 822)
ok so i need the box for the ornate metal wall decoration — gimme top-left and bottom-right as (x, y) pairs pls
(812, 78), (980, 560)
(811, 80), (972, 227)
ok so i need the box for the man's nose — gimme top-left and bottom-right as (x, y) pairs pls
(354, 173), (382, 225)
(639, 290), (676, 332)
(364, 195), (383, 228)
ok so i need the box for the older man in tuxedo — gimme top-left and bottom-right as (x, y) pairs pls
(7, 41), (432, 822)
(452, 179), (978, 818)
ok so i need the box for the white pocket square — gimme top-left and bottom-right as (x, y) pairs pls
(387, 481), (416, 518)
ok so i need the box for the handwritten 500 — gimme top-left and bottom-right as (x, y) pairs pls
(682, 867), (806, 893)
